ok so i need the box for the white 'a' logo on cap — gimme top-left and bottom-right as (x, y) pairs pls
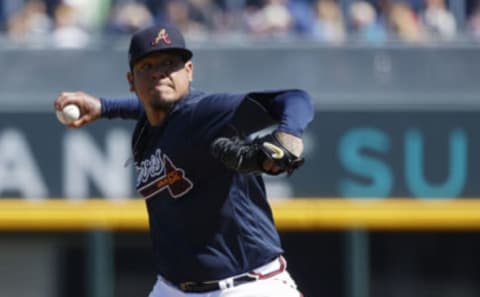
(151, 29), (172, 46)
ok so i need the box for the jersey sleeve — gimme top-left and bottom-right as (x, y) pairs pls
(100, 97), (143, 120)
(242, 89), (314, 137)
(191, 89), (314, 142)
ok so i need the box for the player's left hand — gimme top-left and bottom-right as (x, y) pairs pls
(210, 131), (305, 176)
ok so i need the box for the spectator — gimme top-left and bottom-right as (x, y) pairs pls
(387, 1), (426, 43)
(7, 0), (52, 45)
(106, 1), (154, 34)
(188, 0), (224, 32)
(243, 0), (293, 38)
(349, 0), (387, 44)
(0, 1), (6, 31)
(51, 2), (90, 48)
(312, 0), (345, 43)
(287, 0), (315, 35)
(61, 0), (110, 31)
(420, 0), (457, 41)
(163, 0), (209, 39)
(467, 4), (480, 41)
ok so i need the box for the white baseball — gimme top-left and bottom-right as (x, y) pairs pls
(56, 104), (81, 125)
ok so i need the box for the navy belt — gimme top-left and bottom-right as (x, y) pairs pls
(173, 256), (286, 293)
(177, 274), (258, 293)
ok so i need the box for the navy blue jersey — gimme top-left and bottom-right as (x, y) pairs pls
(102, 89), (314, 283)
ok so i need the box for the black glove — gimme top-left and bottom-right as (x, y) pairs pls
(210, 133), (304, 176)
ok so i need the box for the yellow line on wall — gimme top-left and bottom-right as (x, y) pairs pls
(273, 198), (480, 231)
(1, 198), (480, 231)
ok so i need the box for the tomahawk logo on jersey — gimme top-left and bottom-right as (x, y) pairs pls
(136, 148), (193, 199)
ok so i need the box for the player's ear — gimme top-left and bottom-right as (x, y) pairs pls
(185, 61), (193, 83)
(127, 72), (135, 92)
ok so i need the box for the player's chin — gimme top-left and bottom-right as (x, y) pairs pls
(149, 96), (176, 111)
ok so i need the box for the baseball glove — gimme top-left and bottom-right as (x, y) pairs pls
(210, 133), (304, 176)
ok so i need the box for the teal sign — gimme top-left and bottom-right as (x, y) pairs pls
(294, 111), (479, 198)
(0, 111), (478, 198)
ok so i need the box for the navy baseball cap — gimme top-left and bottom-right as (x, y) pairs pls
(128, 24), (193, 69)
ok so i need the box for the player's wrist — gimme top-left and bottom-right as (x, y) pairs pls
(99, 97), (109, 118)
(274, 131), (304, 157)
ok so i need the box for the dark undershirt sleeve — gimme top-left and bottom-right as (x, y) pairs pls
(100, 97), (143, 120)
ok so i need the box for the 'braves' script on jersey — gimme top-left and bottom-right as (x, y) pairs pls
(136, 148), (193, 199)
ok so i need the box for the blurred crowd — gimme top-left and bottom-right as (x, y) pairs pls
(1, 0), (480, 48)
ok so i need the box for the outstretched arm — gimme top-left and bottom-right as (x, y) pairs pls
(212, 89), (314, 175)
(245, 89), (314, 138)
(54, 92), (142, 128)
(233, 89), (314, 157)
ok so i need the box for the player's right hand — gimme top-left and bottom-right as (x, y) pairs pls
(54, 91), (102, 128)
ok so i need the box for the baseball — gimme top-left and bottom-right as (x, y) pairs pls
(56, 104), (81, 125)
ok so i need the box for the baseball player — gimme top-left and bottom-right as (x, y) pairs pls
(54, 24), (314, 297)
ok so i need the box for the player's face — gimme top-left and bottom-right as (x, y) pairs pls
(128, 52), (193, 111)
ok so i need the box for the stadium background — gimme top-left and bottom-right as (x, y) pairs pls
(1, 0), (480, 297)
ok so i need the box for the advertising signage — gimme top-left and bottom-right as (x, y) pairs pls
(0, 111), (478, 199)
